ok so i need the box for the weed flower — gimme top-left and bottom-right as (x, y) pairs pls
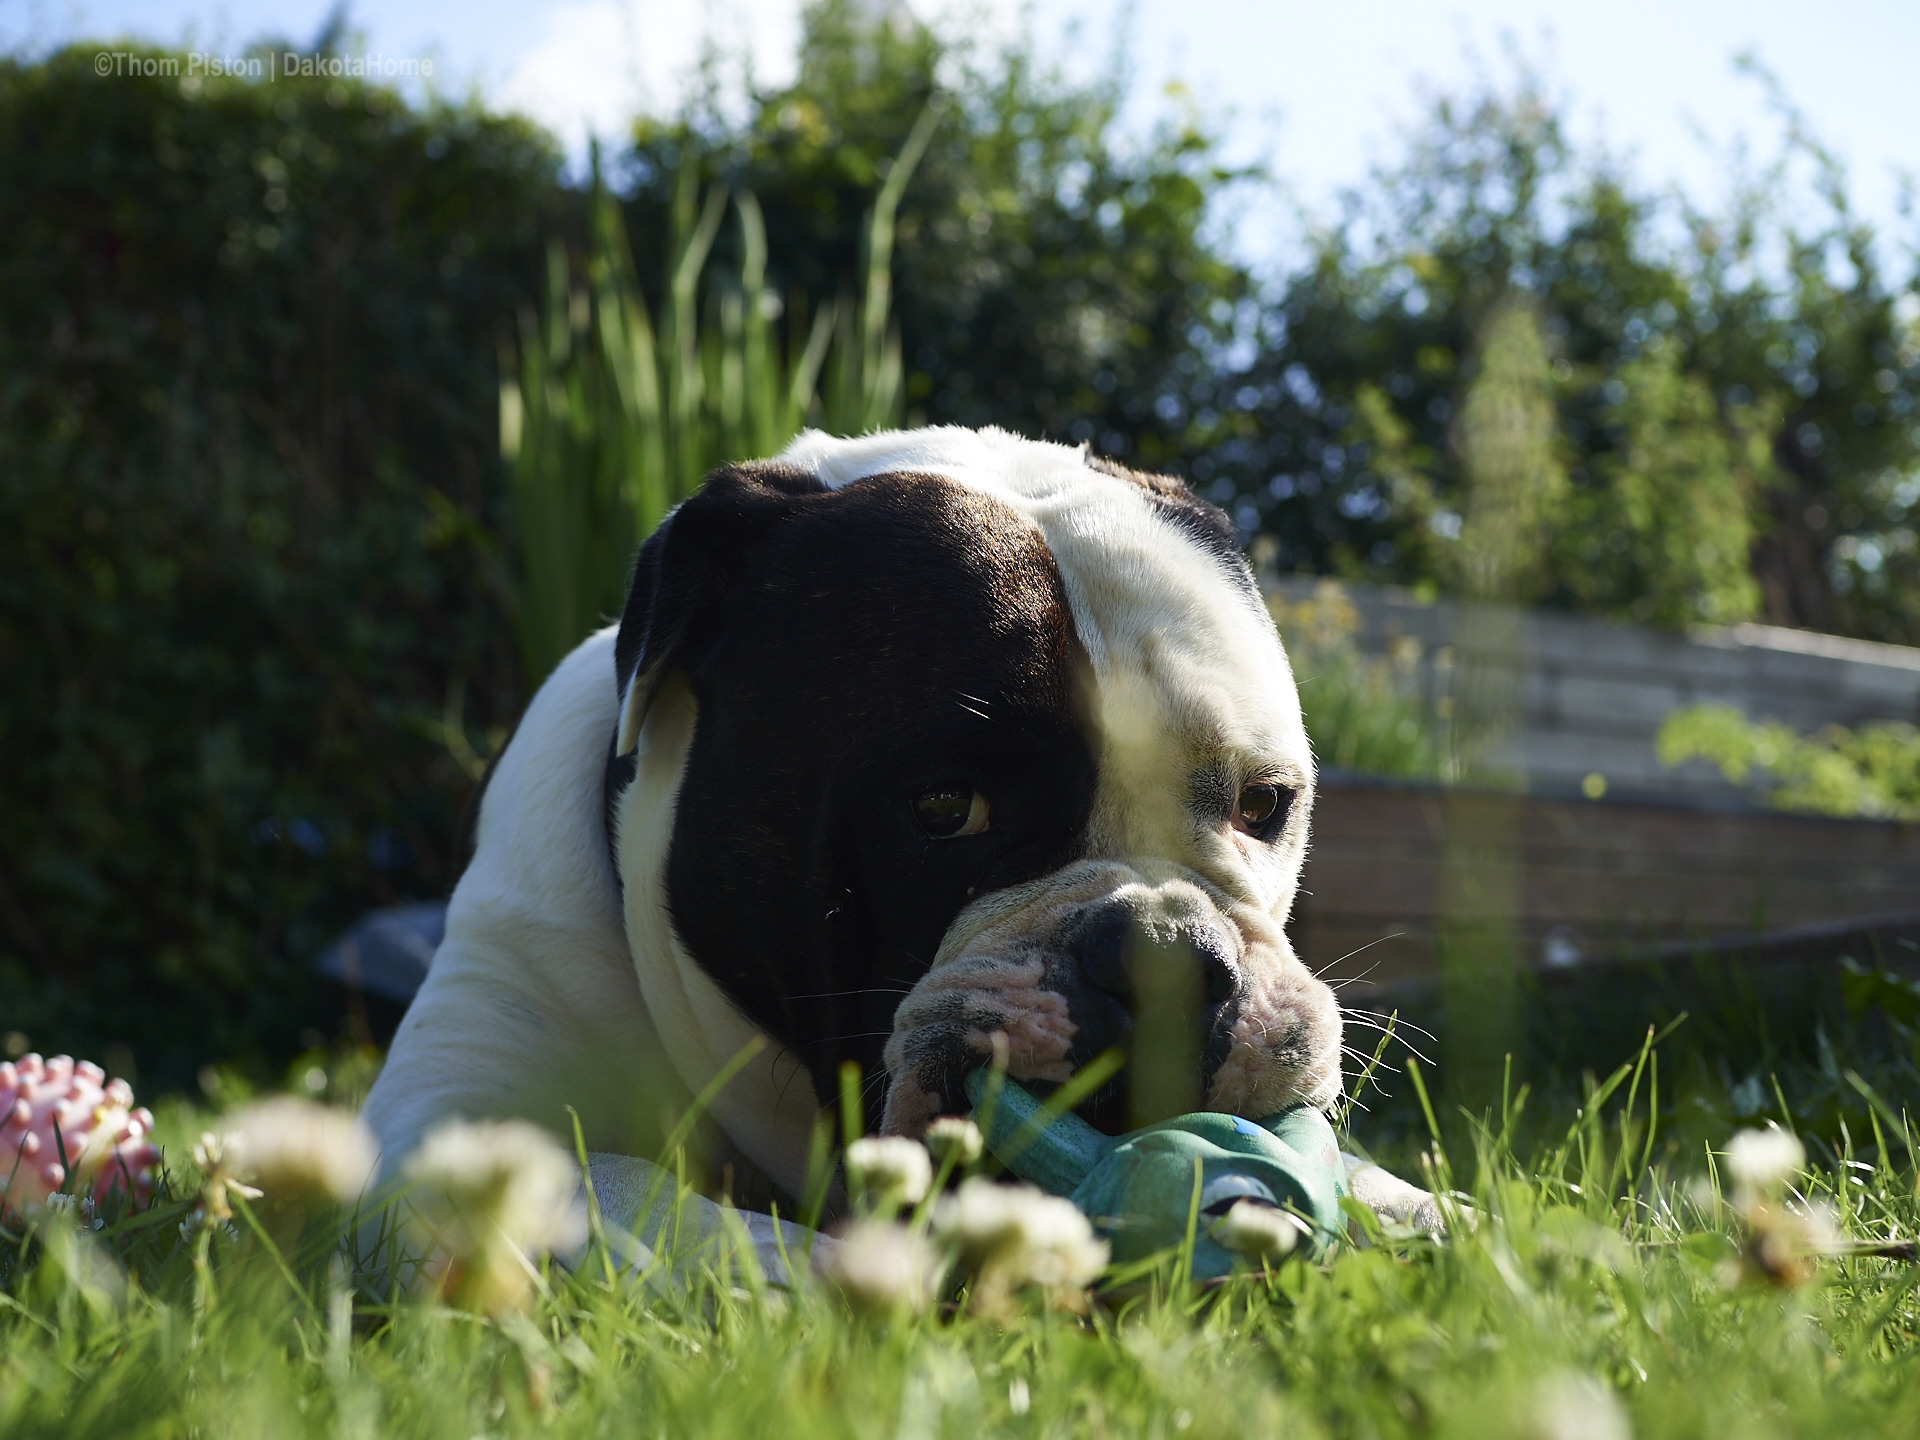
(1210, 1199), (1304, 1258)
(845, 1135), (933, 1210)
(933, 1177), (1108, 1313)
(1719, 1126), (1840, 1287)
(1527, 1371), (1630, 1440)
(191, 1130), (262, 1222)
(42, 1192), (104, 1233)
(1736, 1194), (1840, 1289)
(923, 1116), (984, 1168)
(227, 1096), (376, 1206)
(822, 1219), (944, 1314)
(401, 1117), (585, 1313)
(1724, 1126), (1804, 1197)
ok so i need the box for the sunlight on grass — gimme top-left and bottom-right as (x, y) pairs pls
(5, 1033), (1920, 1438)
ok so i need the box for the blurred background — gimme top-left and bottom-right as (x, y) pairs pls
(4, 0), (1920, 1148)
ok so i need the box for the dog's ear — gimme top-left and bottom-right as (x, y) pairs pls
(613, 461), (827, 754)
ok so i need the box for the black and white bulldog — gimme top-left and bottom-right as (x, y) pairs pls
(361, 426), (1432, 1247)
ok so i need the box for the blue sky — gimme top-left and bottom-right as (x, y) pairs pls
(11, 0), (1917, 273)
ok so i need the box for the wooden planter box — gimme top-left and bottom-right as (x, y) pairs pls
(1290, 776), (1920, 991)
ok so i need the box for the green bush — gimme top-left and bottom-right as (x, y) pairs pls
(1269, 582), (1444, 781)
(0, 47), (563, 1086)
(1657, 703), (1920, 820)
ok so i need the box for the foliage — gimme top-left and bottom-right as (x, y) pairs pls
(620, 0), (1247, 469)
(0, 46), (560, 1085)
(1201, 70), (1920, 641)
(1553, 337), (1767, 628)
(6, 1026), (1920, 1436)
(1450, 299), (1568, 601)
(504, 103), (936, 685)
(1269, 583), (1444, 781)
(1657, 703), (1920, 820)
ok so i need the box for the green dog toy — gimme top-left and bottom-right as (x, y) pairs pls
(965, 1069), (1347, 1278)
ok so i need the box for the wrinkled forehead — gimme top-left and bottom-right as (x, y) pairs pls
(779, 428), (1311, 780)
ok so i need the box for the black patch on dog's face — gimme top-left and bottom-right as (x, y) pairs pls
(617, 465), (1097, 1113)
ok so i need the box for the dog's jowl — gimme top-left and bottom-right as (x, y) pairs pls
(363, 426), (1344, 1207)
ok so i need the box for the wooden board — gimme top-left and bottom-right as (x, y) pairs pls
(1290, 778), (1920, 990)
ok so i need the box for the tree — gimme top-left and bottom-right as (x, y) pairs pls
(1202, 71), (1920, 642)
(617, 0), (1247, 469)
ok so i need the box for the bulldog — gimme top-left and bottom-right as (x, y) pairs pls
(361, 426), (1434, 1242)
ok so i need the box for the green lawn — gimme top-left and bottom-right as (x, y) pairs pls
(5, 1015), (1920, 1439)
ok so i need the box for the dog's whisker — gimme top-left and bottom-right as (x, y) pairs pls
(1341, 1014), (1438, 1047)
(784, 986), (915, 1002)
(1325, 963), (1385, 992)
(1341, 1025), (1433, 1065)
(1339, 1040), (1401, 1067)
(1312, 934), (1405, 983)
(1336, 1014), (1434, 1065)
(1344, 1006), (1436, 1036)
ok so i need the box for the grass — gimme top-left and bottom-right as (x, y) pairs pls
(6, 1004), (1920, 1438)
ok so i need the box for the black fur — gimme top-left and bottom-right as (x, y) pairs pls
(611, 466), (1099, 1113)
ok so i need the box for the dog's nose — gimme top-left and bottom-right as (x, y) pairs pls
(1075, 904), (1133, 997)
(1073, 903), (1235, 1010)
(1064, 903), (1237, 1127)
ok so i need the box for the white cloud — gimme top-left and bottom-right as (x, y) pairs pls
(496, 0), (803, 157)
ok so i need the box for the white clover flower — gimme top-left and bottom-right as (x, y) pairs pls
(1725, 1127), (1804, 1196)
(1737, 1193), (1841, 1288)
(191, 1130), (233, 1174)
(1527, 1372), (1631, 1440)
(1209, 1199), (1304, 1258)
(923, 1117), (984, 1168)
(933, 1177), (1108, 1312)
(821, 1219), (945, 1314)
(226, 1097), (376, 1206)
(190, 1129), (261, 1221)
(401, 1117), (585, 1313)
(845, 1136), (933, 1210)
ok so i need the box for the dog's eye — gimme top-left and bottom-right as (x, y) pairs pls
(1234, 783), (1288, 837)
(913, 785), (989, 839)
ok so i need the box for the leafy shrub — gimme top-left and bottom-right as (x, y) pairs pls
(504, 108), (934, 685)
(0, 47), (562, 1085)
(1657, 703), (1920, 820)
(1269, 582), (1443, 780)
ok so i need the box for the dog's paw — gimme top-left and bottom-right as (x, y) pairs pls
(1341, 1153), (1446, 1236)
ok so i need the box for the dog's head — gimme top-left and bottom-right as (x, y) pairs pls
(607, 427), (1337, 1188)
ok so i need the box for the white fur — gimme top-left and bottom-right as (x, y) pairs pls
(361, 628), (691, 1168)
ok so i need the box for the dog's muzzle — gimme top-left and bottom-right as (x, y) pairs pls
(877, 868), (1341, 1138)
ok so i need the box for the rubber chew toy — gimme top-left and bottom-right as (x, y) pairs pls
(1, 1054), (158, 1218)
(966, 1069), (1347, 1279)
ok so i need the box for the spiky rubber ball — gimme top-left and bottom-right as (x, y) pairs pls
(1, 1054), (158, 1217)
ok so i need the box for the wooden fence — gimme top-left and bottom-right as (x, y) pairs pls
(1268, 577), (1920, 803)
(1291, 776), (1920, 991)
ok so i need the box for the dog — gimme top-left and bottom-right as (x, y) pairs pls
(361, 426), (1435, 1250)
